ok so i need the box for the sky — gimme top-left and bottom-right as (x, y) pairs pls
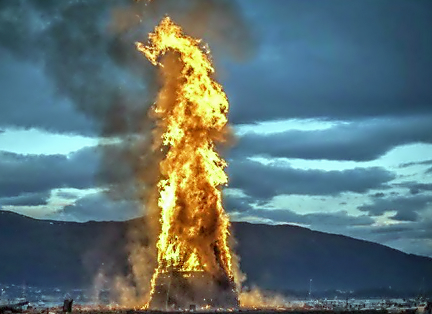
(0, 0), (431, 258)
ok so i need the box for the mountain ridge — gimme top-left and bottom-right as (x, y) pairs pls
(1, 210), (431, 295)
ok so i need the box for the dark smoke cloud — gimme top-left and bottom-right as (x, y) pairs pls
(0, 0), (255, 303)
(0, 0), (254, 226)
(0, 0), (253, 136)
(111, 0), (255, 61)
(0, 0), (155, 136)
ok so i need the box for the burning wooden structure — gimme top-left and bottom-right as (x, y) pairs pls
(148, 270), (238, 310)
(135, 17), (239, 309)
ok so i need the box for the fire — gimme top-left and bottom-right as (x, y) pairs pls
(136, 16), (235, 305)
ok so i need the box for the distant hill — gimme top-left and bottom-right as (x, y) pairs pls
(0, 210), (431, 297)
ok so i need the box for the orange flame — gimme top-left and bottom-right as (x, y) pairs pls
(136, 16), (234, 303)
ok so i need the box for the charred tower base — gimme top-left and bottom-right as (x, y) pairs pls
(148, 271), (239, 310)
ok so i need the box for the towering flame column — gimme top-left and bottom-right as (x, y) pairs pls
(136, 17), (237, 308)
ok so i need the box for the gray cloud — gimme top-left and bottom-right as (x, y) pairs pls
(397, 182), (432, 195)
(52, 192), (140, 222)
(0, 0), (153, 136)
(400, 159), (432, 168)
(228, 158), (395, 201)
(0, 143), (149, 204)
(231, 203), (432, 257)
(233, 116), (432, 161)
(0, 0), (252, 136)
(358, 194), (432, 221)
(0, 0), (254, 216)
(0, 191), (50, 206)
(369, 218), (432, 241)
(2, 0), (431, 135)
(56, 191), (81, 200)
(235, 208), (374, 228)
(392, 210), (419, 222)
(223, 192), (254, 212)
(0, 50), (95, 135)
(0, 148), (98, 198)
(231, 205), (432, 257)
(1, 0), (431, 259)
(227, 0), (432, 124)
(355, 218), (432, 257)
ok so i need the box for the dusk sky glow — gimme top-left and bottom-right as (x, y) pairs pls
(0, 0), (431, 258)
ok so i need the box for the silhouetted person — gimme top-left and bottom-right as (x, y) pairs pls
(62, 299), (73, 313)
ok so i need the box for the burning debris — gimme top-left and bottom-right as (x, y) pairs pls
(135, 17), (238, 309)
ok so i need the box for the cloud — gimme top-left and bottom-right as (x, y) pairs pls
(369, 218), (432, 241)
(2, 0), (431, 136)
(0, 191), (50, 206)
(0, 0), (254, 210)
(227, 158), (395, 201)
(0, 148), (98, 198)
(0, 0), (155, 136)
(52, 192), (140, 222)
(397, 182), (432, 195)
(229, 202), (432, 257)
(227, 0), (432, 124)
(234, 208), (374, 228)
(399, 159), (432, 168)
(0, 50), (95, 135)
(356, 216), (432, 257)
(1, 0), (431, 258)
(358, 194), (432, 221)
(223, 192), (254, 212)
(56, 191), (81, 200)
(232, 116), (432, 161)
(392, 210), (419, 222)
(0, 0), (253, 136)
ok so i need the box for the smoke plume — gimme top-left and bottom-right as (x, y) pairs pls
(0, 0), (255, 306)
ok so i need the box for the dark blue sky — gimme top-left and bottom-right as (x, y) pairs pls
(0, 0), (431, 257)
